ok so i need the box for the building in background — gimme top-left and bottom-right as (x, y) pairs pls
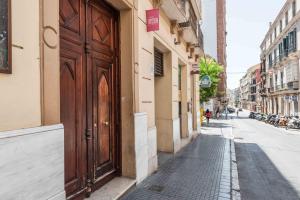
(239, 64), (260, 111)
(201, 0), (227, 110)
(260, 0), (300, 116)
(0, 0), (203, 199)
(227, 88), (240, 108)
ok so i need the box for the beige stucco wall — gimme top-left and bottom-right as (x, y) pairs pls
(137, 0), (199, 154)
(0, 0), (41, 131)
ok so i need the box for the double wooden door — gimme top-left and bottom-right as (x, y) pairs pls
(59, 0), (120, 198)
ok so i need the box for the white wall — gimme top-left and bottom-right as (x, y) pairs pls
(0, 125), (65, 200)
(201, 0), (217, 59)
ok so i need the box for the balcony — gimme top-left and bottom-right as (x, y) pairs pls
(259, 88), (267, 97)
(261, 70), (267, 76)
(179, 2), (199, 44)
(249, 95), (256, 102)
(161, 0), (188, 23)
(194, 27), (203, 55)
(287, 81), (299, 90)
(268, 87), (274, 93)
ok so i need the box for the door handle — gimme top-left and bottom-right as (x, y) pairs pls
(103, 121), (109, 126)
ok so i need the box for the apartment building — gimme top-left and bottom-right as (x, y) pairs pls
(260, 0), (300, 116)
(240, 74), (249, 109)
(239, 64), (260, 111)
(227, 88), (239, 107)
(0, 0), (203, 199)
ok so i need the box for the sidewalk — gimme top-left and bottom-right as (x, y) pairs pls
(120, 120), (240, 200)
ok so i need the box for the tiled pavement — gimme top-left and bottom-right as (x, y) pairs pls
(121, 120), (237, 200)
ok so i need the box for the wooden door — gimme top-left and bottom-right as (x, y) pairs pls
(60, 0), (87, 198)
(60, 0), (120, 198)
(86, 1), (120, 187)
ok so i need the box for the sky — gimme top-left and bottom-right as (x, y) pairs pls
(226, 0), (285, 89)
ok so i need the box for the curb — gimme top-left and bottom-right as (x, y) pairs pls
(230, 140), (241, 200)
(218, 138), (232, 200)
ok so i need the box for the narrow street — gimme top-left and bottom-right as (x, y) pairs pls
(233, 111), (300, 200)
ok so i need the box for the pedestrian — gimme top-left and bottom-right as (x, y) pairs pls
(236, 110), (239, 118)
(216, 107), (220, 120)
(205, 109), (211, 125)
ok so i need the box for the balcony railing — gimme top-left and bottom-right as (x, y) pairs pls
(161, 0), (188, 23)
(275, 83), (287, 91)
(189, 5), (198, 36)
(179, 0), (186, 15)
(268, 47), (297, 67)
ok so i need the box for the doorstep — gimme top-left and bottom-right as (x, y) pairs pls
(86, 177), (136, 200)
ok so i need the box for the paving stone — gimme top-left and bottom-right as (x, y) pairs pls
(121, 122), (233, 200)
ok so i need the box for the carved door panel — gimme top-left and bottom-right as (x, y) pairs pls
(60, 0), (86, 197)
(86, 1), (119, 184)
(92, 61), (116, 179)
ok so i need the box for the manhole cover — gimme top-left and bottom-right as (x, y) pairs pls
(148, 185), (164, 192)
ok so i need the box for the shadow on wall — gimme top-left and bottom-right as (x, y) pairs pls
(235, 142), (300, 200)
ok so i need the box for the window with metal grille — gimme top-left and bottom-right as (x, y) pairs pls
(154, 48), (164, 76)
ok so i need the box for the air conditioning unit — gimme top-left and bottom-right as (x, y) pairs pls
(293, 81), (299, 90)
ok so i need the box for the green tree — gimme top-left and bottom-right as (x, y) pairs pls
(199, 57), (224, 103)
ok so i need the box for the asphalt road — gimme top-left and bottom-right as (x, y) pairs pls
(232, 111), (300, 200)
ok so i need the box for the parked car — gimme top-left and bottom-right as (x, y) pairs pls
(227, 107), (236, 113)
(238, 108), (243, 111)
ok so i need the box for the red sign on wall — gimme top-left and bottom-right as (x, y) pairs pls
(146, 9), (159, 32)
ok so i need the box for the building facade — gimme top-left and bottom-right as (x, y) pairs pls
(260, 0), (300, 116)
(227, 88), (240, 108)
(201, 0), (227, 110)
(0, 0), (203, 199)
(239, 64), (260, 111)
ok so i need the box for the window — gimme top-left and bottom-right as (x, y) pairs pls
(178, 65), (182, 90)
(280, 20), (283, 32)
(268, 53), (272, 67)
(154, 48), (164, 76)
(294, 100), (298, 114)
(280, 71), (284, 88)
(283, 36), (289, 56)
(290, 28), (297, 52)
(285, 11), (289, 26)
(0, 0), (11, 73)
(270, 34), (272, 44)
(270, 78), (273, 88)
(279, 42), (283, 60)
(274, 27), (277, 38)
(293, 0), (296, 17)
